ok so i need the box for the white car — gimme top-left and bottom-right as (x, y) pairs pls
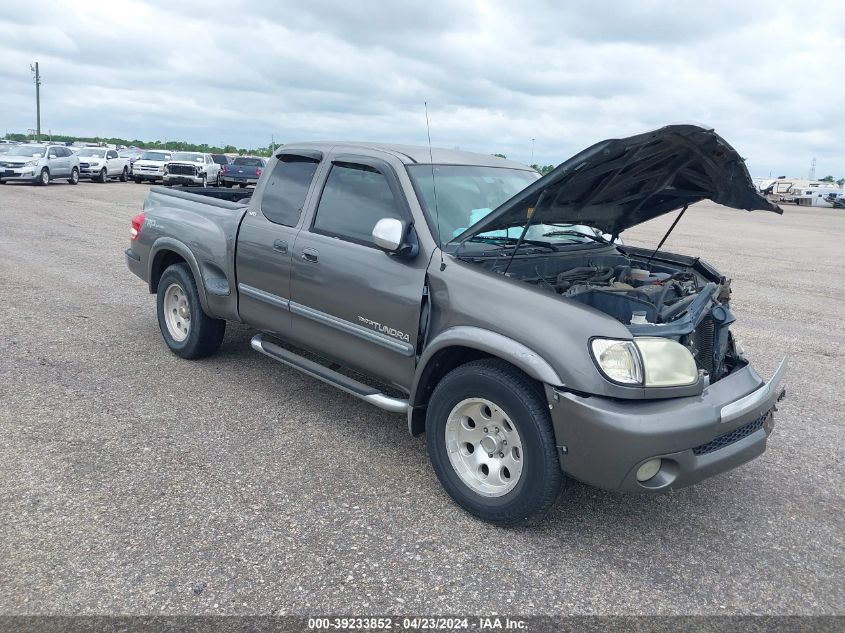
(75, 147), (130, 182)
(133, 150), (173, 183)
(162, 152), (221, 187)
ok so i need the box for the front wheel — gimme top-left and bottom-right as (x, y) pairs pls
(200, 174), (207, 187)
(98, 168), (108, 183)
(119, 167), (128, 182)
(156, 263), (225, 359)
(67, 167), (79, 185)
(37, 168), (50, 186)
(426, 359), (563, 526)
(134, 177), (143, 184)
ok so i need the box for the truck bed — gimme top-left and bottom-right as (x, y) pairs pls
(136, 185), (253, 322)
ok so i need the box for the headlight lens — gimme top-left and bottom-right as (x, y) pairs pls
(635, 337), (699, 387)
(591, 337), (699, 387)
(24, 160), (37, 167)
(591, 339), (643, 385)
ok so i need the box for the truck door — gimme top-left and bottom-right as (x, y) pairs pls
(107, 149), (120, 176)
(289, 155), (427, 388)
(234, 151), (323, 338)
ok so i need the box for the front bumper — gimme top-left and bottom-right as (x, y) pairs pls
(1, 168), (37, 181)
(80, 167), (104, 177)
(164, 174), (203, 185)
(546, 358), (787, 492)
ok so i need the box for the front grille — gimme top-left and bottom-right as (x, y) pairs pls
(80, 162), (89, 168)
(692, 413), (768, 455)
(168, 164), (196, 176)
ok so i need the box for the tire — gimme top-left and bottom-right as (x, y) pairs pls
(200, 174), (207, 187)
(67, 167), (79, 185)
(119, 167), (128, 182)
(239, 183), (247, 188)
(426, 359), (563, 526)
(36, 168), (50, 186)
(98, 168), (108, 183)
(134, 177), (143, 184)
(223, 182), (232, 188)
(156, 263), (225, 360)
(215, 173), (221, 187)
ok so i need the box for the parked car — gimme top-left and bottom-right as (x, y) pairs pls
(0, 143), (80, 185)
(0, 141), (18, 155)
(162, 152), (221, 187)
(133, 150), (172, 183)
(220, 156), (266, 188)
(75, 147), (130, 182)
(118, 148), (145, 176)
(126, 125), (787, 525)
(210, 154), (230, 171)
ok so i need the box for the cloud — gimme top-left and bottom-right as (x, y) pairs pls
(0, 0), (842, 176)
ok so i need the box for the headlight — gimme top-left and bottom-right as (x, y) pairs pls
(591, 337), (698, 387)
(635, 337), (698, 387)
(591, 339), (643, 385)
(24, 160), (37, 167)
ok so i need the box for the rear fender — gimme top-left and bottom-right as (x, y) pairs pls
(149, 237), (211, 315)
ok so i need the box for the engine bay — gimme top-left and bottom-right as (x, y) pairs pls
(467, 245), (743, 382)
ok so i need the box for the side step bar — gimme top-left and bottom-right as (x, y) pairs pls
(250, 334), (409, 414)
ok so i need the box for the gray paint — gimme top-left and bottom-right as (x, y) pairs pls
(127, 137), (786, 493)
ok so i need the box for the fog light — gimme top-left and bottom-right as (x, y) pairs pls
(636, 458), (662, 482)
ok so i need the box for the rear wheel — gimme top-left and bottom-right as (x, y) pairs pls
(215, 172), (221, 186)
(119, 167), (128, 182)
(426, 359), (563, 526)
(156, 263), (225, 359)
(67, 167), (79, 185)
(37, 168), (50, 186)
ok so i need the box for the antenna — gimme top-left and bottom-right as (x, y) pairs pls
(425, 102), (445, 270)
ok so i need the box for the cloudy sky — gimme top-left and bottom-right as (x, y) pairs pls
(1, 1), (842, 176)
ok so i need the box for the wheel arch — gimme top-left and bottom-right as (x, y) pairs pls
(148, 238), (211, 314)
(407, 327), (564, 435)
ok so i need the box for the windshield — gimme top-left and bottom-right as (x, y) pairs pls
(408, 165), (539, 244)
(119, 149), (142, 158)
(172, 152), (204, 162)
(76, 148), (107, 158)
(234, 157), (263, 167)
(7, 144), (47, 158)
(140, 152), (169, 161)
(0, 145), (13, 154)
(211, 155), (229, 165)
(407, 164), (605, 249)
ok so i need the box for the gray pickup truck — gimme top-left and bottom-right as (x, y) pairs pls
(126, 124), (787, 525)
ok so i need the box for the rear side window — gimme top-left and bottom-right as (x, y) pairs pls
(313, 163), (403, 245)
(260, 155), (321, 227)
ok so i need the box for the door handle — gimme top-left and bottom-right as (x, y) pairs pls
(273, 239), (288, 253)
(301, 247), (319, 263)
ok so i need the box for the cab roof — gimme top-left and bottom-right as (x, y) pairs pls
(280, 141), (533, 170)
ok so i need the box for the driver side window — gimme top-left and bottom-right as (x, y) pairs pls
(312, 162), (403, 246)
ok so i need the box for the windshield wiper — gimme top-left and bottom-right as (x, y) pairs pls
(541, 229), (611, 244)
(466, 235), (556, 251)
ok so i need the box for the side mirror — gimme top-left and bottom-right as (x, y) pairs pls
(48, 153), (57, 159)
(372, 217), (405, 252)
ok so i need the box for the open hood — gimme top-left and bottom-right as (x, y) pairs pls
(453, 124), (782, 241)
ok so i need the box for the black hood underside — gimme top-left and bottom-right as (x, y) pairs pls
(454, 124), (782, 240)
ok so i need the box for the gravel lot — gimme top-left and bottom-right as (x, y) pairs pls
(0, 180), (842, 616)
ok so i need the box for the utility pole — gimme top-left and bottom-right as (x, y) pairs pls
(809, 157), (816, 180)
(30, 62), (41, 141)
(530, 138), (535, 166)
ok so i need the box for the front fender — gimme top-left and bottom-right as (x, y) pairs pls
(408, 326), (564, 434)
